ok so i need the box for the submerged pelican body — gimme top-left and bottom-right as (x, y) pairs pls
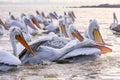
(0, 27), (34, 71)
(19, 38), (111, 65)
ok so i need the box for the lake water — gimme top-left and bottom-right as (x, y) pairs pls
(0, 5), (120, 80)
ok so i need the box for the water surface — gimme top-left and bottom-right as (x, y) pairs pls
(0, 5), (120, 80)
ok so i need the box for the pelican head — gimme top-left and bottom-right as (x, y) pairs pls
(29, 14), (41, 29)
(49, 12), (58, 20)
(71, 11), (76, 18)
(41, 11), (45, 18)
(21, 13), (37, 30)
(9, 27), (34, 57)
(36, 10), (40, 15)
(68, 25), (84, 41)
(68, 11), (75, 22)
(88, 19), (105, 45)
(59, 17), (68, 37)
(9, 11), (16, 20)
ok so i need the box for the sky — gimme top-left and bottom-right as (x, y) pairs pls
(0, 0), (120, 6)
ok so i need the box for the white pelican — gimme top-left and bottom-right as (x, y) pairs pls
(110, 12), (118, 30)
(42, 12), (59, 34)
(8, 12), (16, 20)
(109, 12), (120, 35)
(0, 27), (34, 71)
(84, 19), (105, 45)
(19, 37), (111, 64)
(35, 10), (46, 24)
(63, 11), (76, 26)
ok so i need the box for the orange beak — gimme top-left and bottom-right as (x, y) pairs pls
(71, 30), (84, 42)
(60, 25), (68, 37)
(31, 17), (41, 29)
(93, 28), (105, 45)
(92, 45), (112, 54)
(15, 35), (34, 55)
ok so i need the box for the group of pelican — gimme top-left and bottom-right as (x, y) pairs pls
(0, 10), (112, 71)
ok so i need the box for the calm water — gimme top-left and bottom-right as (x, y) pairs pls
(0, 5), (120, 80)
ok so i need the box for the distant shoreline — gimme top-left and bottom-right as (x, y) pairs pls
(0, 3), (120, 8)
(68, 4), (120, 8)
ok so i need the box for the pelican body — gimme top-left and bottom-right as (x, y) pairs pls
(0, 27), (34, 71)
(19, 36), (111, 65)
(110, 12), (120, 34)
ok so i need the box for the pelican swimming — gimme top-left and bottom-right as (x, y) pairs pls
(35, 10), (46, 24)
(42, 12), (59, 34)
(109, 12), (120, 35)
(8, 12), (16, 20)
(110, 12), (119, 30)
(0, 27), (34, 71)
(19, 35), (111, 65)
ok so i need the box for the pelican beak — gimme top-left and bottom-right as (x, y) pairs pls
(93, 28), (105, 45)
(41, 12), (45, 18)
(0, 19), (9, 30)
(69, 13), (75, 22)
(93, 45), (112, 54)
(15, 35), (34, 55)
(50, 13), (58, 20)
(71, 12), (76, 18)
(60, 25), (68, 37)
(31, 16), (41, 29)
(53, 15), (58, 20)
(71, 29), (84, 42)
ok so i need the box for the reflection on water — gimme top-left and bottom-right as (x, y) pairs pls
(0, 5), (120, 80)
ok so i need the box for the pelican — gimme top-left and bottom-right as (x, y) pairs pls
(29, 14), (42, 29)
(84, 19), (105, 45)
(35, 10), (46, 24)
(19, 36), (111, 65)
(42, 12), (59, 34)
(109, 12), (120, 35)
(63, 11), (76, 26)
(0, 27), (34, 71)
(110, 12), (118, 30)
(8, 12), (16, 20)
